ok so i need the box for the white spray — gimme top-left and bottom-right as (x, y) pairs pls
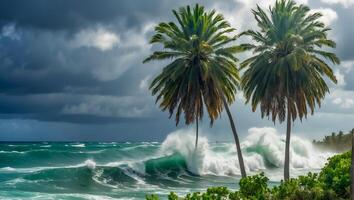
(159, 127), (334, 179)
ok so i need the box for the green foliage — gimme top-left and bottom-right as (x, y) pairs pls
(168, 192), (179, 200)
(146, 151), (351, 200)
(146, 194), (159, 200)
(161, 187), (237, 200)
(271, 173), (337, 200)
(238, 172), (270, 199)
(183, 187), (231, 200)
(319, 151), (351, 198)
(205, 187), (230, 199)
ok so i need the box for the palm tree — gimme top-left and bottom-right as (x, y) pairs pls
(143, 4), (247, 177)
(240, 0), (339, 180)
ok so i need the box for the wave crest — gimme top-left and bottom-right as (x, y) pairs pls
(152, 127), (333, 176)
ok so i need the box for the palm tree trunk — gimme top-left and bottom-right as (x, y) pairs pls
(284, 108), (292, 181)
(351, 128), (354, 199)
(221, 94), (247, 178)
(195, 119), (199, 148)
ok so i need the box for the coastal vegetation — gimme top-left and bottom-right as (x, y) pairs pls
(146, 151), (351, 200)
(143, 4), (247, 177)
(313, 129), (353, 152)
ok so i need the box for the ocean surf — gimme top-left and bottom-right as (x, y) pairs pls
(0, 128), (334, 199)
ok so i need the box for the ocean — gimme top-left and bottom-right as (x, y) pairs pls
(0, 128), (334, 200)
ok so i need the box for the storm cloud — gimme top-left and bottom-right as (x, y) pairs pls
(0, 0), (354, 141)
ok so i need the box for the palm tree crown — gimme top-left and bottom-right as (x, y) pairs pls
(144, 4), (242, 126)
(241, 0), (339, 122)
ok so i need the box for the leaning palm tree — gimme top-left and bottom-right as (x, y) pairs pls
(241, 0), (339, 180)
(143, 4), (247, 177)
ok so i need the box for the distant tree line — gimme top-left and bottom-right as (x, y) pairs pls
(313, 130), (352, 152)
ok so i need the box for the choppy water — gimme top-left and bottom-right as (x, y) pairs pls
(0, 128), (334, 199)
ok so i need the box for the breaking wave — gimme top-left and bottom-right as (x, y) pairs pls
(151, 128), (332, 177)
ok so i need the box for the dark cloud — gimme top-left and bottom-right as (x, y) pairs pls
(0, 0), (353, 141)
(0, 0), (224, 125)
(0, 0), (160, 32)
(0, 0), (223, 33)
(333, 7), (354, 61)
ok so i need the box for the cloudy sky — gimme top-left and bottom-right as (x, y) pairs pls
(0, 0), (353, 141)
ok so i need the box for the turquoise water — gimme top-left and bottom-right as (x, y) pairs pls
(0, 142), (241, 199)
(0, 130), (333, 199)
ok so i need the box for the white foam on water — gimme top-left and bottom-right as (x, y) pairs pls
(85, 159), (96, 170)
(0, 151), (25, 154)
(243, 127), (334, 170)
(71, 143), (85, 148)
(0, 159), (100, 173)
(0, 167), (16, 172)
(159, 127), (334, 179)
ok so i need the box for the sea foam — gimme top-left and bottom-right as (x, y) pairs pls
(85, 159), (96, 170)
(158, 127), (333, 178)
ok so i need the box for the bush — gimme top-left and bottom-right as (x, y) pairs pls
(146, 194), (159, 200)
(238, 172), (270, 199)
(319, 151), (351, 198)
(272, 173), (338, 200)
(170, 187), (232, 200)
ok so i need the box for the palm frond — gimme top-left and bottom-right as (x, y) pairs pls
(240, 0), (339, 123)
(144, 4), (244, 125)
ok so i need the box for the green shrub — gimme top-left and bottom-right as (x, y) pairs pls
(146, 194), (159, 200)
(239, 172), (270, 199)
(319, 151), (351, 198)
(227, 191), (241, 200)
(205, 187), (230, 199)
(271, 173), (338, 200)
(272, 178), (299, 199)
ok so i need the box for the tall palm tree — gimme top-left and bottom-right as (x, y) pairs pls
(240, 0), (339, 180)
(143, 4), (247, 177)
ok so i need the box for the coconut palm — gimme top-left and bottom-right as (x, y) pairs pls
(240, 0), (339, 180)
(143, 4), (247, 177)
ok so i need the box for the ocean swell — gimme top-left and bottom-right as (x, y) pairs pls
(0, 127), (335, 197)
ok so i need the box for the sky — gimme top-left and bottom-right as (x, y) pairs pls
(0, 0), (353, 142)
